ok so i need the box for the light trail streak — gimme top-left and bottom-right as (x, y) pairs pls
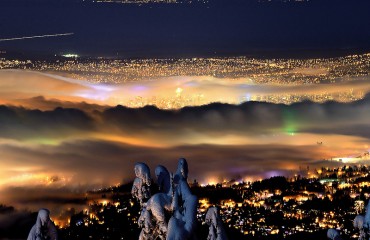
(0, 33), (74, 42)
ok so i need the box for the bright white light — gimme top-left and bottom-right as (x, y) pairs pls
(62, 54), (79, 58)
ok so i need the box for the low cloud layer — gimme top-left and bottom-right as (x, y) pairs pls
(1, 96), (370, 190)
(1, 94), (370, 144)
(1, 70), (370, 213)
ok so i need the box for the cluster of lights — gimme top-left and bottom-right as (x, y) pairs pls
(1, 54), (369, 108)
(49, 164), (370, 238)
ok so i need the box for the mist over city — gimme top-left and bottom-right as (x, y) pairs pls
(1, 0), (370, 239)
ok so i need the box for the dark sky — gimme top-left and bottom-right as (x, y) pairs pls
(1, 0), (370, 57)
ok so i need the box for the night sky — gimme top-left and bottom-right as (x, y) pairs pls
(1, 0), (370, 57)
